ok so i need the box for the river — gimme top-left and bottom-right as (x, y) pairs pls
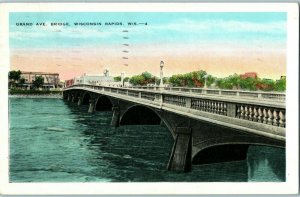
(9, 98), (285, 182)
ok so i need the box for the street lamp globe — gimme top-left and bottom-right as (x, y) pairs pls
(160, 60), (164, 69)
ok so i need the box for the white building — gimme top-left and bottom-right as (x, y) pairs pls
(73, 73), (114, 86)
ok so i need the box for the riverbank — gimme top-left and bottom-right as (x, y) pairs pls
(9, 94), (62, 99)
(9, 89), (63, 98)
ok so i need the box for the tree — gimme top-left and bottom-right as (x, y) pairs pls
(8, 70), (21, 88)
(129, 75), (145, 86)
(129, 72), (157, 86)
(18, 78), (26, 87)
(124, 77), (130, 82)
(256, 78), (276, 91)
(275, 78), (286, 92)
(114, 76), (121, 82)
(9, 70), (21, 81)
(32, 76), (44, 89)
(239, 77), (257, 91)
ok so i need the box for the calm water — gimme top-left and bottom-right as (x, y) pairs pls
(9, 98), (285, 182)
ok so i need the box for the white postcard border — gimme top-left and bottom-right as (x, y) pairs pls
(0, 2), (298, 195)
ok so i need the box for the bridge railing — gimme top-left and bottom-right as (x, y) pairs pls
(64, 84), (286, 129)
(84, 84), (285, 101)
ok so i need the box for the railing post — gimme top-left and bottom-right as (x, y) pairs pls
(138, 92), (142, 98)
(227, 103), (236, 117)
(258, 93), (262, 99)
(185, 98), (191, 108)
(154, 92), (163, 106)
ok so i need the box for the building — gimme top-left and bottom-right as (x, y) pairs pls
(240, 72), (257, 79)
(66, 71), (114, 87)
(20, 71), (60, 89)
(65, 79), (74, 87)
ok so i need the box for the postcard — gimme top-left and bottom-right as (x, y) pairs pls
(0, 2), (298, 195)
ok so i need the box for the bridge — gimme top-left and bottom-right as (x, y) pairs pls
(63, 84), (285, 172)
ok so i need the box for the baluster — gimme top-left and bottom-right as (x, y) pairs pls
(257, 107), (263, 123)
(267, 109), (273, 125)
(208, 101), (212, 112)
(215, 102), (218, 113)
(262, 108), (268, 123)
(191, 100), (194, 109)
(204, 101), (208, 111)
(253, 107), (258, 122)
(217, 102), (220, 114)
(220, 103), (224, 115)
(273, 110), (279, 126)
(212, 102), (216, 113)
(223, 103), (227, 115)
(236, 105), (241, 118)
(200, 100), (204, 110)
(279, 110), (285, 127)
(248, 106), (253, 121)
(244, 106), (249, 120)
(240, 105), (245, 119)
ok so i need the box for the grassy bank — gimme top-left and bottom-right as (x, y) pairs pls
(9, 89), (62, 95)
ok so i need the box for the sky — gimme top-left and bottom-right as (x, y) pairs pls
(9, 12), (286, 80)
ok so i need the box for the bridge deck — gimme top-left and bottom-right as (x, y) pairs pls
(64, 84), (285, 141)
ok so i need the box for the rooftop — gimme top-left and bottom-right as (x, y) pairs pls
(21, 71), (59, 75)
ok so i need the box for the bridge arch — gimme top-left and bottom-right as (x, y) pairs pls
(82, 92), (91, 105)
(120, 105), (161, 125)
(192, 140), (285, 165)
(95, 96), (113, 111)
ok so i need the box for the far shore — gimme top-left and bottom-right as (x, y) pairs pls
(9, 94), (63, 99)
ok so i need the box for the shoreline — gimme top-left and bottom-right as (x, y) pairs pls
(9, 94), (63, 99)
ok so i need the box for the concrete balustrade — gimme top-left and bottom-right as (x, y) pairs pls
(64, 84), (286, 140)
(64, 84), (286, 129)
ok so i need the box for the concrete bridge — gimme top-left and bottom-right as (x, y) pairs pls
(63, 84), (285, 172)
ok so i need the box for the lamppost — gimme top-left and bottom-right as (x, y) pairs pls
(160, 60), (164, 87)
(121, 72), (125, 87)
(203, 74), (208, 94)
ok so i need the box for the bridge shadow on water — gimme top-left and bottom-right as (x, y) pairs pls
(64, 101), (285, 182)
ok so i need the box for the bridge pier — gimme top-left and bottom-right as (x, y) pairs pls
(71, 94), (78, 103)
(88, 98), (96, 113)
(111, 106), (120, 127)
(77, 97), (82, 106)
(167, 127), (192, 172)
(67, 94), (71, 102)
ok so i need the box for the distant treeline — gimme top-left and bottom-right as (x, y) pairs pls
(114, 70), (286, 92)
